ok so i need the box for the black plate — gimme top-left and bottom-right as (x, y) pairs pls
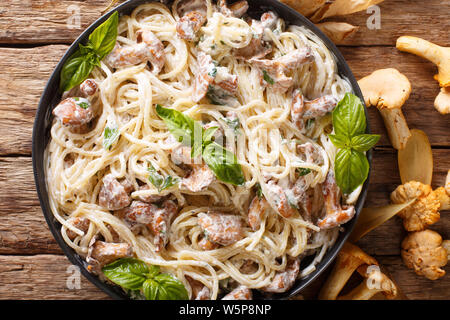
(32, 0), (371, 300)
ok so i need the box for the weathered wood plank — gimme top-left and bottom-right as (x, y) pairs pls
(0, 254), (447, 300)
(0, 45), (448, 156)
(0, 45), (68, 155)
(0, 0), (448, 46)
(1, 151), (448, 255)
(0, 254), (110, 300)
(0, 0), (115, 44)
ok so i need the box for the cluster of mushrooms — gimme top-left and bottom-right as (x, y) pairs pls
(285, 0), (449, 300)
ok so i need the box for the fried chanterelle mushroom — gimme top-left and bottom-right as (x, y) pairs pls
(401, 230), (448, 280)
(319, 242), (398, 300)
(358, 68), (412, 150)
(390, 181), (441, 232)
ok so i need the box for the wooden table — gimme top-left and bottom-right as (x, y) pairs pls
(0, 0), (448, 300)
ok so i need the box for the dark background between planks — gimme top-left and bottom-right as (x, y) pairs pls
(0, 0), (448, 299)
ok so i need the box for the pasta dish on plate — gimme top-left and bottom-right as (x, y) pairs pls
(45, 0), (367, 300)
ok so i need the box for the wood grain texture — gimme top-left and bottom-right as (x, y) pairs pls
(1, 152), (448, 256)
(0, 0), (115, 44)
(0, 0), (448, 46)
(0, 45), (67, 155)
(0, 254), (447, 300)
(0, 255), (110, 300)
(328, 0), (450, 46)
(0, 45), (449, 156)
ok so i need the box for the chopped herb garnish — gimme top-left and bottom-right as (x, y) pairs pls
(148, 165), (179, 192)
(208, 67), (217, 78)
(263, 70), (274, 85)
(103, 126), (120, 150)
(255, 183), (263, 198)
(297, 168), (311, 176)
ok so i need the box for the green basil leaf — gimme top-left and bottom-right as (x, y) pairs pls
(332, 93), (366, 138)
(142, 272), (188, 300)
(88, 11), (119, 60)
(59, 51), (96, 92)
(263, 70), (274, 85)
(156, 105), (196, 147)
(152, 273), (189, 300)
(191, 121), (204, 159)
(148, 166), (179, 192)
(102, 258), (149, 290)
(103, 126), (120, 150)
(334, 149), (369, 194)
(148, 265), (160, 277)
(203, 126), (219, 144)
(202, 142), (245, 186)
(143, 279), (159, 300)
(297, 168), (311, 176)
(329, 134), (350, 149)
(350, 134), (380, 152)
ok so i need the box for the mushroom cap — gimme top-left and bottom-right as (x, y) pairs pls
(434, 87), (450, 115)
(358, 68), (411, 110)
(434, 187), (450, 211)
(390, 181), (441, 231)
(401, 230), (448, 280)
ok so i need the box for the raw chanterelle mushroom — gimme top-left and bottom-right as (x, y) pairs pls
(398, 129), (433, 186)
(319, 242), (398, 300)
(396, 36), (450, 114)
(390, 181), (441, 232)
(358, 68), (412, 150)
(401, 230), (449, 280)
(397, 36), (450, 88)
(434, 170), (450, 211)
(434, 87), (450, 115)
(316, 22), (359, 45)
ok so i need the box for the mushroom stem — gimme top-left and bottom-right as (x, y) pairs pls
(379, 107), (411, 150)
(397, 36), (443, 66)
(397, 36), (450, 88)
(338, 265), (397, 300)
(318, 242), (377, 300)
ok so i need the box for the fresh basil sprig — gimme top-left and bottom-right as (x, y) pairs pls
(156, 105), (245, 186)
(60, 11), (118, 92)
(102, 258), (188, 300)
(148, 165), (179, 192)
(329, 93), (380, 194)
